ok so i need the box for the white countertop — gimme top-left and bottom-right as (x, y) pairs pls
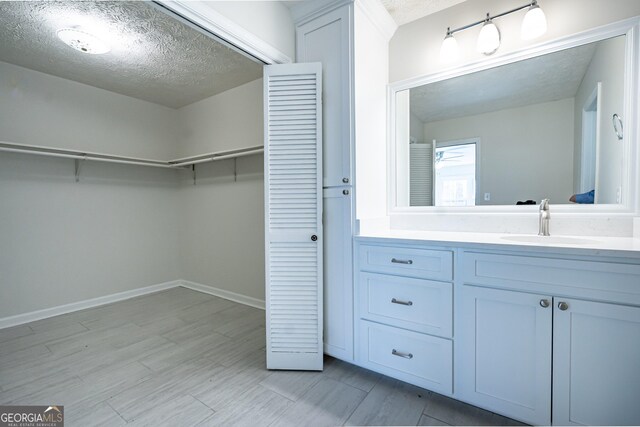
(356, 229), (640, 258)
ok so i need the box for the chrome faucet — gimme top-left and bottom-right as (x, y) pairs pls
(538, 199), (550, 236)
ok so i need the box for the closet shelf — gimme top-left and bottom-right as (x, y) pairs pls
(0, 141), (264, 169)
(169, 145), (264, 167)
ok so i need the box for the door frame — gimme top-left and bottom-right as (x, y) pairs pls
(154, 0), (292, 65)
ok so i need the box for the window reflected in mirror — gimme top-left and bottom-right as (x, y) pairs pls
(395, 35), (626, 207)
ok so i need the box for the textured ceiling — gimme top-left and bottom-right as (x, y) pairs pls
(381, 0), (468, 26)
(0, 1), (263, 109)
(410, 41), (601, 123)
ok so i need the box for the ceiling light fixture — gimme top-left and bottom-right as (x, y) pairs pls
(440, 0), (547, 62)
(57, 28), (111, 55)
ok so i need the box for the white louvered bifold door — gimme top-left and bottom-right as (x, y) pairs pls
(410, 143), (434, 206)
(264, 63), (323, 371)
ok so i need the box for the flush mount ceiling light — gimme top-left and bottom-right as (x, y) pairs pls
(57, 28), (110, 54)
(439, 0), (547, 62)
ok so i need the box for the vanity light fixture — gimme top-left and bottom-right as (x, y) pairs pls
(57, 28), (111, 54)
(440, 29), (460, 63)
(439, 0), (547, 61)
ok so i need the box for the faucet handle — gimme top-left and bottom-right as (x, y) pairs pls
(539, 199), (550, 210)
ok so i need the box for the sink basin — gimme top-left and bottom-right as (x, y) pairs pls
(500, 235), (599, 245)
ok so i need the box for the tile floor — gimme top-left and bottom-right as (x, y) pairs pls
(0, 287), (525, 426)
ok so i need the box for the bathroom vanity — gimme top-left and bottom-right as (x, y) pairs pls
(354, 232), (640, 425)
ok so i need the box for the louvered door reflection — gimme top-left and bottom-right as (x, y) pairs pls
(264, 63), (323, 370)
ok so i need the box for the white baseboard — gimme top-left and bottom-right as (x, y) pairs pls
(179, 280), (265, 310)
(0, 279), (265, 330)
(0, 280), (181, 330)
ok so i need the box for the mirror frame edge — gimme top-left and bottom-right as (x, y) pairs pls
(387, 16), (640, 216)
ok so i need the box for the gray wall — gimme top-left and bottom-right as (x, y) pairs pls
(573, 36), (626, 203)
(0, 65), (264, 319)
(423, 98), (575, 206)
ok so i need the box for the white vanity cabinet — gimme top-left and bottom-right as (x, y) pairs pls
(354, 236), (640, 426)
(354, 243), (454, 394)
(457, 286), (553, 425)
(552, 298), (640, 426)
(458, 250), (640, 426)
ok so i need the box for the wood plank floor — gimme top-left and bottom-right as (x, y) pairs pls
(0, 287), (525, 426)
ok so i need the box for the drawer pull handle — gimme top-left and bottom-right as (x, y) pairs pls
(391, 258), (413, 265)
(391, 298), (413, 306)
(392, 349), (413, 359)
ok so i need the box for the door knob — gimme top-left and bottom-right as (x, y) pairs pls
(343, 189), (349, 195)
(539, 299), (550, 308)
(342, 177), (349, 184)
(558, 301), (569, 311)
(311, 235), (317, 241)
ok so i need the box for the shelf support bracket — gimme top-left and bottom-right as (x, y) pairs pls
(74, 159), (82, 182)
(192, 164), (196, 185)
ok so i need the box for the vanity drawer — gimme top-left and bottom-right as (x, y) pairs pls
(461, 251), (640, 305)
(357, 320), (452, 394)
(359, 244), (453, 281)
(358, 272), (452, 337)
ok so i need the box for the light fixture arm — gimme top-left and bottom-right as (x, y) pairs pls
(447, 1), (537, 36)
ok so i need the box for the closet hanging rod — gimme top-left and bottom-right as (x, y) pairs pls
(169, 147), (264, 167)
(0, 141), (264, 169)
(168, 145), (264, 164)
(0, 141), (176, 169)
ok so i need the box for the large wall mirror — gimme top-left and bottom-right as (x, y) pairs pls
(392, 21), (639, 211)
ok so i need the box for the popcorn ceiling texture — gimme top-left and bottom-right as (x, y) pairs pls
(0, 1), (263, 109)
(409, 42), (597, 123)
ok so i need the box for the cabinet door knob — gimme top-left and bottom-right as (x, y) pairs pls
(539, 299), (550, 308)
(558, 301), (569, 311)
(342, 177), (349, 184)
(311, 235), (317, 242)
(343, 189), (349, 195)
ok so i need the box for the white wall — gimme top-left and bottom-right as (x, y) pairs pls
(422, 98), (575, 206)
(176, 78), (265, 302)
(0, 153), (181, 318)
(0, 66), (265, 319)
(177, 155), (265, 302)
(200, 1), (295, 61)
(0, 61), (179, 160)
(354, 2), (390, 220)
(410, 112), (425, 143)
(573, 36), (626, 203)
(176, 78), (263, 157)
(389, 0), (640, 83)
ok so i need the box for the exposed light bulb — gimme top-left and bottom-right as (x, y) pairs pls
(521, 4), (547, 40)
(440, 31), (460, 63)
(477, 18), (501, 55)
(57, 28), (110, 54)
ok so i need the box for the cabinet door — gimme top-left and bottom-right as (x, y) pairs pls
(457, 285), (552, 425)
(322, 187), (353, 361)
(553, 298), (640, 426)
(296, 6), (352, 188)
